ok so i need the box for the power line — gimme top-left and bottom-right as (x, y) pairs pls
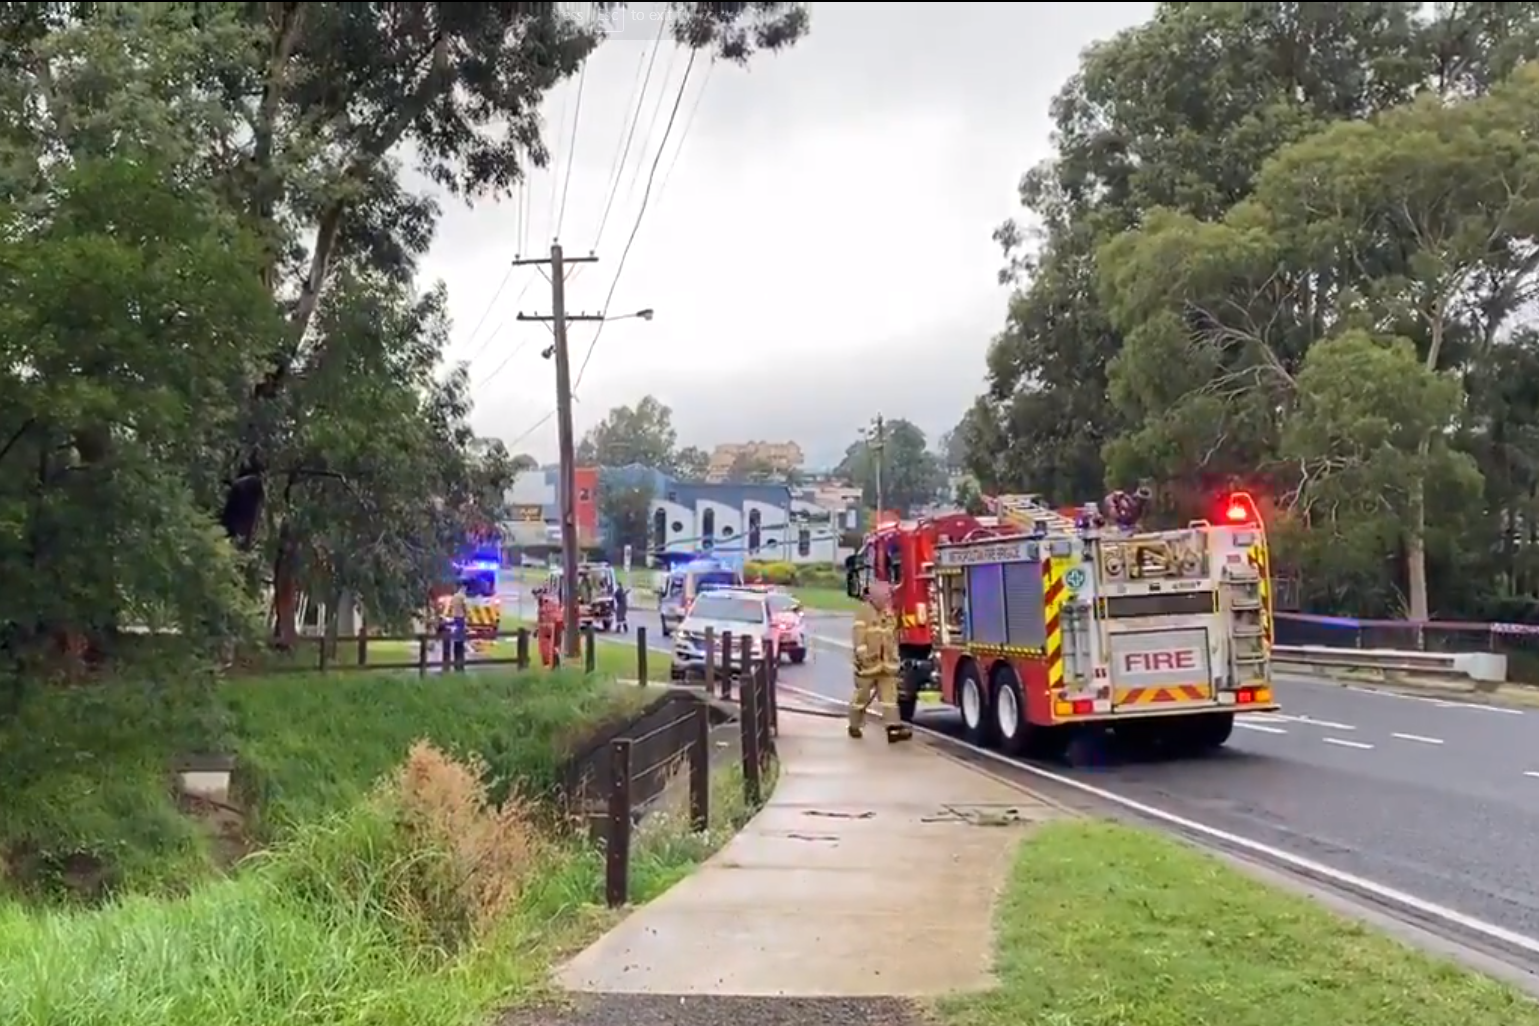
(555, 59), (588, 240)
(545, 82), (571, 241)
(572, 49), (697, 393)
(594, 20), (666, 252)
(507, 409), (556, 449)
(460, 263), (515, 357)
(467, 271), (541, 372)
(519, 150), (531, 255)
(622, 42), (681, 213)
(656, 57), (714, 202)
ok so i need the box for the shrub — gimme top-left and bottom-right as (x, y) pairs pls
(743, 561), (847, 589)
(268, 741), (542, 957)
(798, 564), (846, 589)
(744, 560), (798, 585)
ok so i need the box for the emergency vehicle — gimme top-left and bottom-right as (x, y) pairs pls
(429, 542), (502, 640)
(539, 563), (617, 631)
(928, 492), (1276, 758)
(844, 512), (991, 718)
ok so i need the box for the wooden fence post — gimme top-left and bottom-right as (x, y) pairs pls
(584, 624), (596, 674)
(765, 645), (779, 748)
(516, 628), (530, 669)
(417, 636), (428, 678)
(605, 738), (633, 909)
(636, 626), (648, 686)
(740, 664), (762, 808)
(738, 633), (753, 706)
(720, 631), (734, 700)
(703, 627), (716, 695)
(688, 698), (710, 833)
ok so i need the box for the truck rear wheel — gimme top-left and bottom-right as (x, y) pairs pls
(992, 667), (1067, 760)
(993, 671), (1029, 756)
(957, 662), (989, 746)
(1190, 712), (1235, 750)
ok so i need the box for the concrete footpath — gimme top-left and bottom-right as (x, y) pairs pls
(555, 707), (1059, 999)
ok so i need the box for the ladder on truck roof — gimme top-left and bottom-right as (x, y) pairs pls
(990, 493), (1080, 535)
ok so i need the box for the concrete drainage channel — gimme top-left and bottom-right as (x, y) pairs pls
(773, 680), (1539, 990)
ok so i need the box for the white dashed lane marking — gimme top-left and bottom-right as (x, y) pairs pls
(1392, 732), (1444, 745)
(1323, 737), (1374, 750)
(1235, 720), (1287, 734)
(1525, 771), (1539, 780)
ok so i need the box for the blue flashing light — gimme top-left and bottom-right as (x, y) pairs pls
(459, 559), (501, 572)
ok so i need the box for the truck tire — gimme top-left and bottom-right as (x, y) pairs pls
(992, 667), (1068, 760)
(957, 662), (989, 746)
(1191, 712), (1235, 750)
(992, 670), (1029, 756)
(788, 647), (807, 665)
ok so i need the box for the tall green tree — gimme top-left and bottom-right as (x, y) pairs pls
(837, 419), (945, 516)
(577, 396), (679, 470)
(967, 0), (1539, 618)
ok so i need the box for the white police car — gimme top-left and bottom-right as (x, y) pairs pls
(670, 587), (774, 681)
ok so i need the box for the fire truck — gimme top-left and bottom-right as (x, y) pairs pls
(927, 492), (1276, 758)
(844, 512), (992, 720)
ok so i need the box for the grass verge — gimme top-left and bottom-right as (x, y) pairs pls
(789, 585), (863, 612)
(0, 667), (652, 899)
(938, 820), (1539, 1026)
(0, 747), (774, 1026)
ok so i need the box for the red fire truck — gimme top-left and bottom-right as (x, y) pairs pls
(927, 492), (1277, 758)
(844, 512), (991, 720)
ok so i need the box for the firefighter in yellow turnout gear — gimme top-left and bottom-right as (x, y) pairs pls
(849, 581), (912, 743)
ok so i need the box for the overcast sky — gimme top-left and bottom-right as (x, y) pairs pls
(422, 2), (1155, 469)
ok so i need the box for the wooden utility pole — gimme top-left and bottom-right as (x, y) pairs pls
(872, 413), (886, 518)
(514, 243), (600, 659)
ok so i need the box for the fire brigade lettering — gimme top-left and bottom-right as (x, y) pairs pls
(1124, 650), (1197, 673)
(937, 538), (1033, 567)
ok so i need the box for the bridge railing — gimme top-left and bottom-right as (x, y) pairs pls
(1275, 612), (1539, 685)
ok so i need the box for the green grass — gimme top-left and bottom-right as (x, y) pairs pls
(225, 668), (653, 833)
(0, 667), (652, 900)
(499, 616), (652, 680)
(939, 820), (1539, 1026)
(0, 655), (777, 1026)
(788, 585), (864, 612)
(0, 755), (773, 1026)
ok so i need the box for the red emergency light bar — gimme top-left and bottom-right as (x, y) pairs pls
(1223, 491), (1260, 526)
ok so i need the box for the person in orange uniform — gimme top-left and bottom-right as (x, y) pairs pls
(849, 580), (911, 743)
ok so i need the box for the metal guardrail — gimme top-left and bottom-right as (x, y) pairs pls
(1272, 644), (1508, 686)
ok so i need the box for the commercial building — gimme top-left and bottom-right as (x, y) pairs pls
(650, 479), (837, 564)
(505, 461), (844, 565)
(502, 466), (599, 550)
(704, 441), (805, 483)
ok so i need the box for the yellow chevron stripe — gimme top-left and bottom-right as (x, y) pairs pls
(1042, 557), (1066, 688)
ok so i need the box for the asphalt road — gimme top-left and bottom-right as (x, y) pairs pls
(506, 588), (1539, 942)
(791, 610), (1539, 944)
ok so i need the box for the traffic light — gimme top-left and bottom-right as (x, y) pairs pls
(1223, 491), (1260, 525)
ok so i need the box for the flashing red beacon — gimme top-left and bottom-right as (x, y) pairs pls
(1223, 491), (1260, 525)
